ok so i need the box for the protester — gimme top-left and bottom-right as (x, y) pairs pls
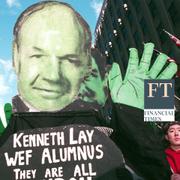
(164, 121), (180, 179)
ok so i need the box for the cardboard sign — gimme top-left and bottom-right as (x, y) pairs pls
(144, 79), (175, 121)
(0, 125), (124, 180)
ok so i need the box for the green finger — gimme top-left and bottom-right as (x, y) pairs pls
(4, 103), (12, 124)
(108, 62), (122, 92)
(149, 53), (168, 78)
(0, 118), (5, 134)
(125, 48), (139, 79)
(157, 62), (177, 79)
(139, 43), (154, 71)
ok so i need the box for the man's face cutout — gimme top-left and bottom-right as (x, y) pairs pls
(13, 3), (106, 111)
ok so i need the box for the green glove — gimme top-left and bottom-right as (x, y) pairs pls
(0, 103), (12, 135)
(108, 42), (177, 109)
(79, 56), (107, 105)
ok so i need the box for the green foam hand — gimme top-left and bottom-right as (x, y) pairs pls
(0, 103), (12, 135)
(108, 42), (177, 109)
(79, 56), (107, 105)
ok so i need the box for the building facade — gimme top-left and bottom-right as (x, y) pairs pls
(94, 0), (180, 77)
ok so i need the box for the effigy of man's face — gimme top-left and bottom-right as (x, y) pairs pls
(14, 6), (91, 111)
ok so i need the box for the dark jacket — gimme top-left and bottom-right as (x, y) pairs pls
(0, 96), (171, 180)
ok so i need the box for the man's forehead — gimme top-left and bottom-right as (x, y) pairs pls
(168, 124), (180, 130)
(19, 29), (82, 54)
(19, 4), (83, 38)
(18, 5), (84, 52)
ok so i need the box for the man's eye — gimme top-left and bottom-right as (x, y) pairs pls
(67, 57), (77, 62)
(67, 58), (81, 66)
(30, 54), (43, 58)
(169, 130), (174, 133)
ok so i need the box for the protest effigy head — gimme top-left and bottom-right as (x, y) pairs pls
(12, 1), (95, 111)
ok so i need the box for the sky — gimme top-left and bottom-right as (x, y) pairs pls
(0, 0), (103, 123)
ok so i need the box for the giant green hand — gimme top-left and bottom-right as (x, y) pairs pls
(108, 43), (177, 109)
(79, 56), (107, 105)
(0, 103), (12, 135)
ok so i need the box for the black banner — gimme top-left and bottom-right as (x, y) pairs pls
(0, 125), (124, 180)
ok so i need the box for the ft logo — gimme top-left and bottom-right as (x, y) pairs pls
(144, 80), (174, 122)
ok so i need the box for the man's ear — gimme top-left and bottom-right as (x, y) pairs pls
(13, 41), (20, 74)
(165, 134), (169, 141)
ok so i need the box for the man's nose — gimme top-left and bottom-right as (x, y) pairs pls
(43, 56), (60, 81)
(175, 130), (180, 136)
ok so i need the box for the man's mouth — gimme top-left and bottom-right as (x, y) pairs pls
(32, 86), (65, 99)
(33, 87), (60, 93)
